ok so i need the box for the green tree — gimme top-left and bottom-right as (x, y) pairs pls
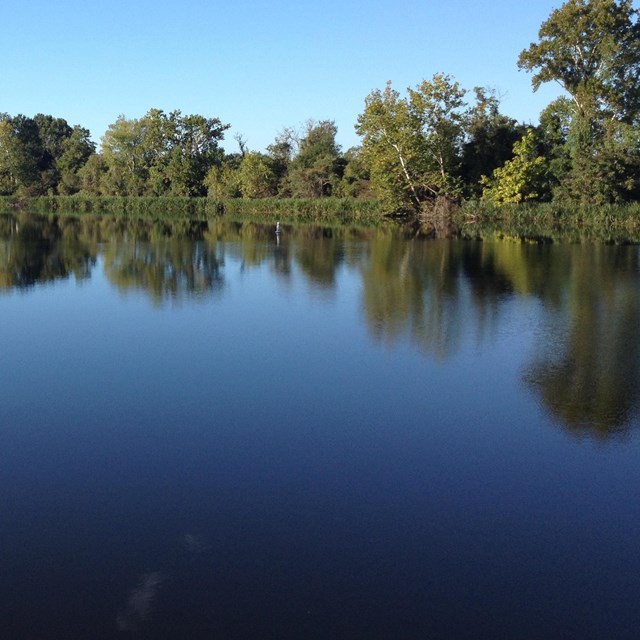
(78, 153), (108, 195)
(56, 126), (95, 194)
(101, 109), (229, 196)
(286, 120), (344, 198)
(101, 115), (147, 195)
(356, 74), (467, 214)
(238, 151), (278, 198)
(518, 0), (640, 202)
(0, 114), (42, 195)
(266, 127), (297, 195)
(408, 74), (467, 197)
(204, 154), (242, 199)
(335, 146), (372, 198)
(480, 131), (548, 203)
(535, 97), (573, 192)
(460, 88), (526, 197)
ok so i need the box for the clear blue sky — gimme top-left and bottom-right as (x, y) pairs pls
(2, 0), (569, 154)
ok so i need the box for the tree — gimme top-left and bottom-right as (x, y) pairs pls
(408, 74), (467, 197)
(0, 114), (47, 196)
(101, 115), (147, 195)
(101, 109), (229, 196)
(535, 97), (574, 192)
(238, 152), (278, 198)
(56, 126), (95, 194)
(285, 120), (344, 198)
(78, 153), (107, 195)
(518, 0), (640, 202)
(266, 127), (298, 196)
(355, 74), (467, 214)
(480, 131), (548, 203)
(518, 0), (640, 121)
(335, 146), (372, 198)
(459, 88), (526, 197)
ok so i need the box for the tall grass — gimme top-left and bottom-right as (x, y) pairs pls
(11, 195), (640, 242)
(28, 196), (224, 218)
(221, 198), (386, 225)
(24, 195), (385, 226)
(457, 201), (640, 243)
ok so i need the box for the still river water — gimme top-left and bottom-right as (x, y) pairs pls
(1, 213), (640, 639)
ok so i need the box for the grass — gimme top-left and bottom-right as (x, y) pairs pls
(25, 195), (223, 218)
(456, 201), (640, 244)
(5, 195), (386, 227)
(3, 195), (640, 243)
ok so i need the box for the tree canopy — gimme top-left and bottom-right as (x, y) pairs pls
(2, 1), (640, 213)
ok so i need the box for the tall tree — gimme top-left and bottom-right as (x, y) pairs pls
(0, 115), (37, 194)
(356, 74), (467, 214)
(459, 88), (526, 197)
(286, 120), (344, 198)
(238, 152), (278, 198)
(518, 0), (640, 121)
(518, 0), (640, 202)
(55, 125), (95, 194)
(101, 116), (147, 195)
(101, 110), (229, 196)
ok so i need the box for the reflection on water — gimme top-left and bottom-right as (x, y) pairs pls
(183, 533), (211, 554)
(116, 571), (164, 632)
(103, 238), (224, 304)
(523, 247), (640, 438)
(2, 212), (640, 639)
(1, 212), (639, 437)
(0, 213), (96, 288)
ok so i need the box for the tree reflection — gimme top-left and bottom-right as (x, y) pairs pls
(3, 212), (639, 437)
(0, 213), (96, 289)
(295, 227), (344, 289)
(523, 246), (640, 438)
(360, 237), (467, 359)
(359, 236), (640, 437)
(102, 236), (224, 304)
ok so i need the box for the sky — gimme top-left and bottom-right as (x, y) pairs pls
(2, 0), (571, 154)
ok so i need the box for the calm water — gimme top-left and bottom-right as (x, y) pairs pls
(1, 213), (640, 639)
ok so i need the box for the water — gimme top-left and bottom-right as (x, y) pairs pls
(1, 213), (640, 639)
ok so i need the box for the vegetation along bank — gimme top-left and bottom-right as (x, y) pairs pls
(2, 1), (640, 239)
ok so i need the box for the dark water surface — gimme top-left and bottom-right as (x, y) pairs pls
(1, 213), (640, 639)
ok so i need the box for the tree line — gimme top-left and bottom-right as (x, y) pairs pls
(1, 0), (639, 214)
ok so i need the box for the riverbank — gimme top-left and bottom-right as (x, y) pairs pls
(456, 201), (640, 244)
(0, 195), (386, 227)
(2, 195), (640, 243)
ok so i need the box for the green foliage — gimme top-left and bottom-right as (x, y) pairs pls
(204, 162), (242, 199)
(28, 195), (224, 218)
(460, 88), (526, 197)
(222, 197), (385, 225)
(285, 120), (345, 198)
(334, 146), (372, 198)
(0, 113), (95, 197)
(100, 109), (229, 197)
(459, 200), (640, 243)
(518, 0), (640, 121)
(3, 2), (640, 214)
(0, 114), (43, 195)
(481, 131), (549, 203)
(519, 0), (640, 202)
(356, 74), (468, 214)
(237, 152), (278, 198)
(20, 195), (383, 226)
